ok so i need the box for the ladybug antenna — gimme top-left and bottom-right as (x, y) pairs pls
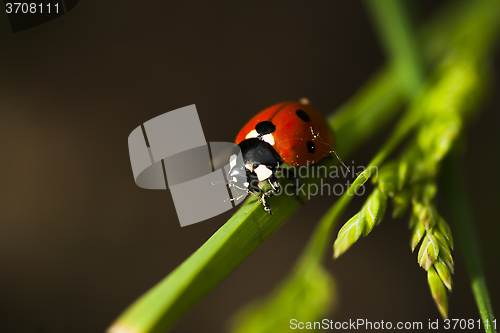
(224, 194), (246, 202)
(330, 150), (350, 173)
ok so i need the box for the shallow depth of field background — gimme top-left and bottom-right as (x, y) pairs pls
(0, 1), (498, 332)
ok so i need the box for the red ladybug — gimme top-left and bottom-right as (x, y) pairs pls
(227, 101), (335, 214)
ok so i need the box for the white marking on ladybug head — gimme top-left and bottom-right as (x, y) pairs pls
(229, 154), (237, 170)
(245, 130), (258, 139)
(262, 134), (275, 146)
(232, 176), (237, 182)
(243, 182), (249, 187)
(254, 164), (273, 181)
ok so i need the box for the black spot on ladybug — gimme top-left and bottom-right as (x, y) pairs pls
(296, 109), (310, 122)
(255, 121), (276, 136)
(307, 141), (315, 154)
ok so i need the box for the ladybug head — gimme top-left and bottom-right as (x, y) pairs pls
(227, 138), (281, 200)
(237, 138), (281, 172)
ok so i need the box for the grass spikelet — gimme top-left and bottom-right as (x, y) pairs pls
(428, 266), (449, 319)
(418, 233), (440, 271)
(411, 220), (426, 252)
(333, 188), (387, 258)
(434, 259), (453, 291)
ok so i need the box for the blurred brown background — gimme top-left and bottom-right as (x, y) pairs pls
(0, 1), (498, 332)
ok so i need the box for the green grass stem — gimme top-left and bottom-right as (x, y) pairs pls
(364, 0), (426, 98)
(443, 157), (497, 333)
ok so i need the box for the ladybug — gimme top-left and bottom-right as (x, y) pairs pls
(227, 100), (336, 214)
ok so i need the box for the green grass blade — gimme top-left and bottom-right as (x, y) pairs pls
(109, 199), (298, 333)
(364, 0), (425, 98)
(443, 157), (497, 333)
(230, 262), (336, 333)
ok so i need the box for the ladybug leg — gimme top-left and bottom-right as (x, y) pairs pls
(250, 183), (272, 215)
(246, 173), (272, 214)
(245, 171), (279, 215)
(259, 195), (271, 215)
(278, 167), (304, 204)
(258, 174), (281, 215)
(266, 174), (281, 195)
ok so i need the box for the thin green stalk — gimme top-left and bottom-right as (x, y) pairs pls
(299, 109), (419, 269)
(364, 0), (426, 99)
(329, 67), (401, 157)
(363, 0), (427, 166)
(443, 156), (497, 333)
